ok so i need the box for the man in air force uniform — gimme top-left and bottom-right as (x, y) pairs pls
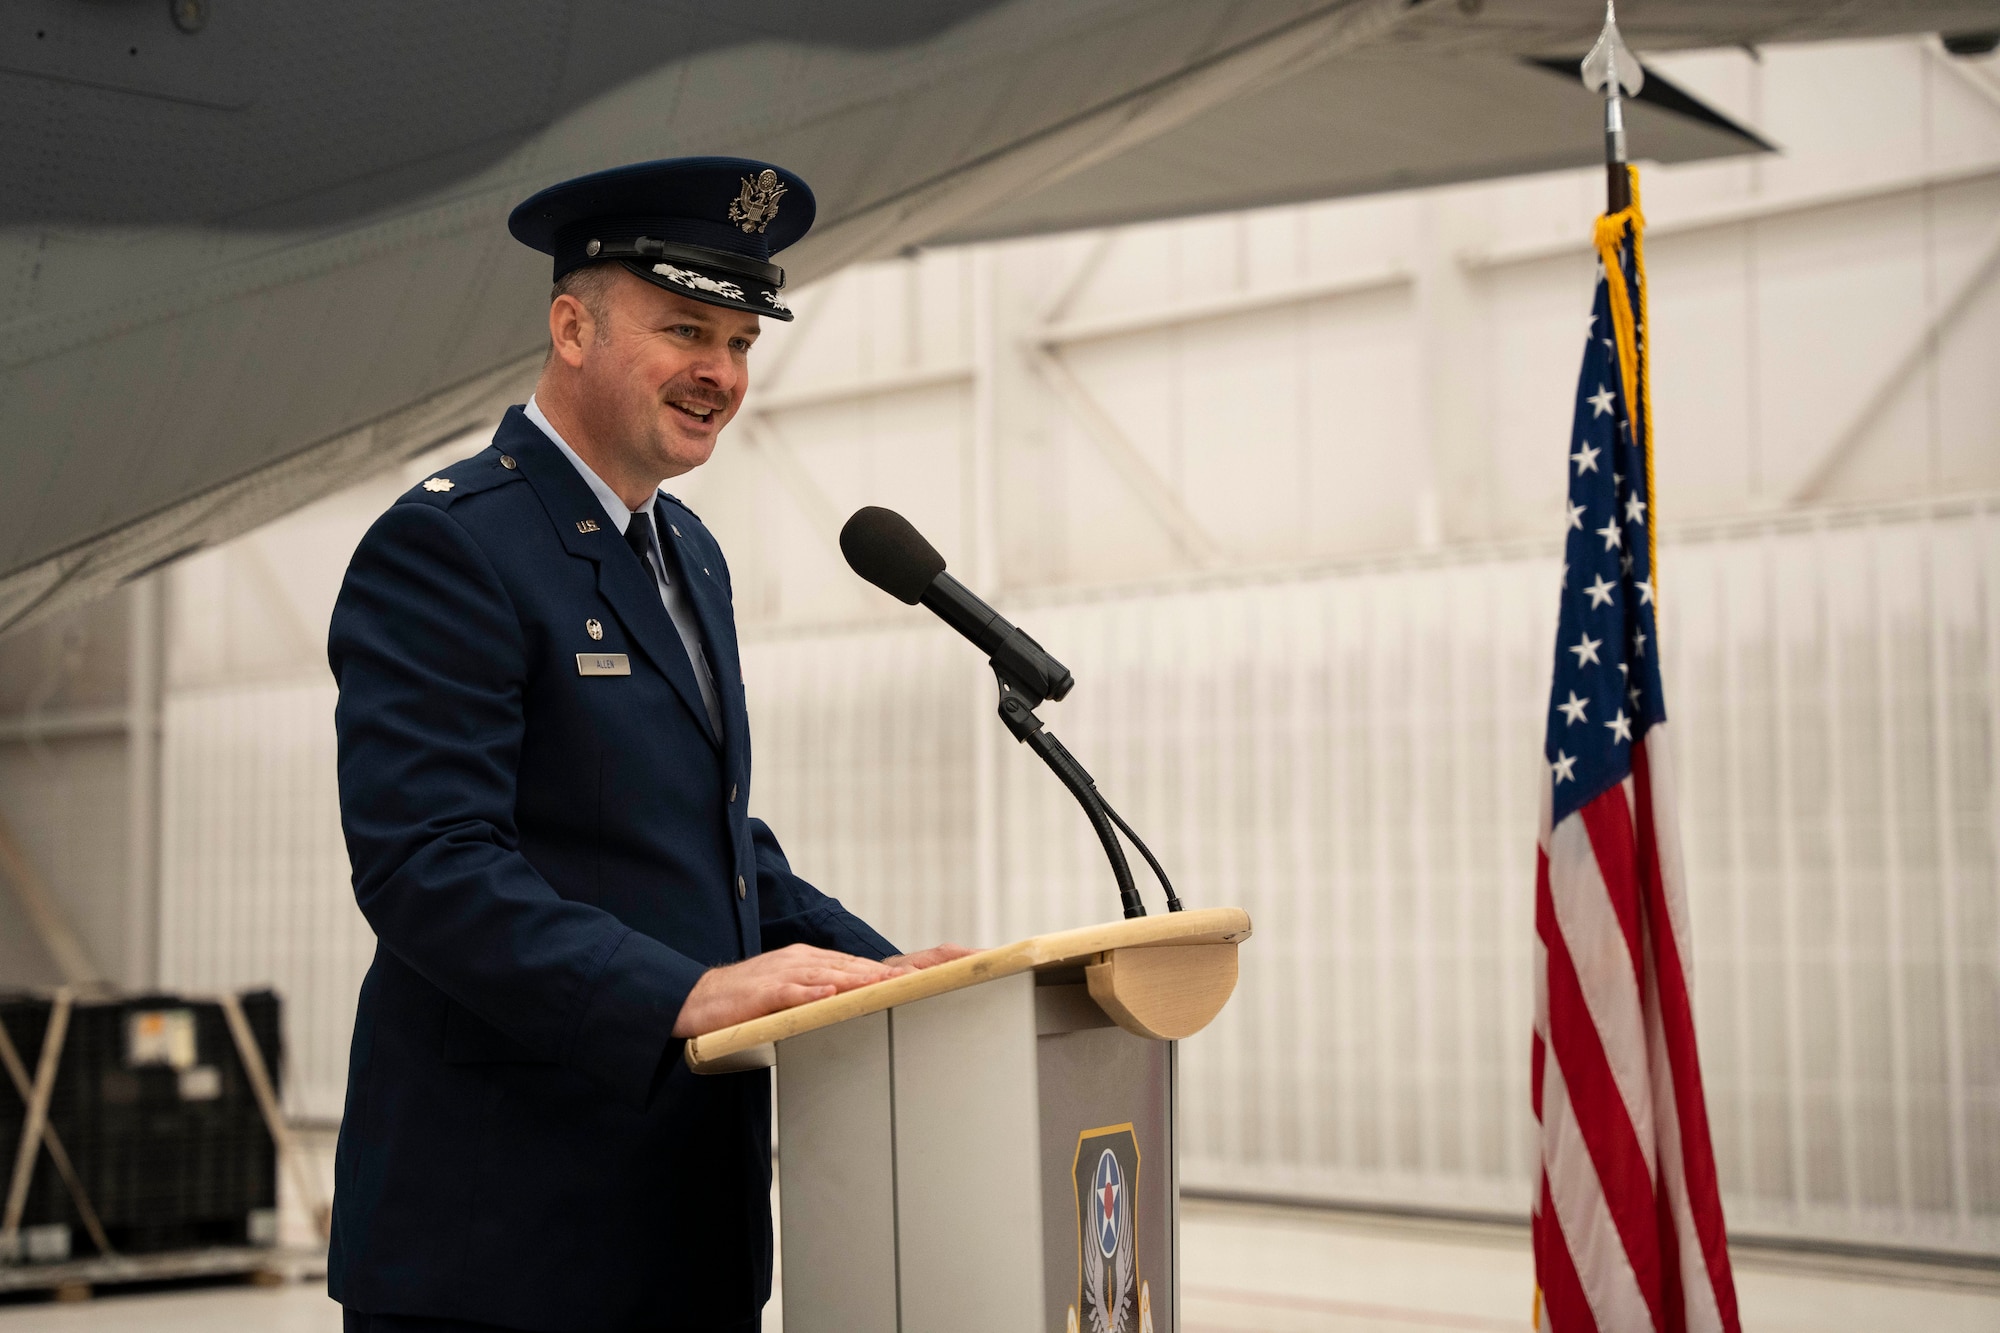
(327, 157), (969, 1333)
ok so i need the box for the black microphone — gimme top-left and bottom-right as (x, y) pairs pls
(839, 507), (1074, 706)
(839, 505), (1181, 918)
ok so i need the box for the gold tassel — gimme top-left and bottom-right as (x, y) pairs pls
(1591, 164), (1658, 600)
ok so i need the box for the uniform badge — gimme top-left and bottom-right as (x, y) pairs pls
(423, 477), (454, 492)
(585, 619), (603, 640)
(1071, 1124), (1144, 1333)
(576, 519), (601, 534)
(651, 263), (745, 301)
(727, 169), (786, 234)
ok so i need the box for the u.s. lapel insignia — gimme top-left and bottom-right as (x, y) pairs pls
(423, 477), (454, 492)
(727, 169), (785, 234)
(576, 519), (601, 534)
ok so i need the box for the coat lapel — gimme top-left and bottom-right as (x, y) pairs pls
(504, 412), (722, 752)
(654, 502), (744, 761)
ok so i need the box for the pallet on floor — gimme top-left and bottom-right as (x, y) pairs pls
(0, 1244), (325, 1298)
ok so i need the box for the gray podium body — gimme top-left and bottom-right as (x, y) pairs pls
(687, 909), (1251, 1333)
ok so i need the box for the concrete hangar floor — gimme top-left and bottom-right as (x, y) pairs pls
(1, 1198), (1996, 1332)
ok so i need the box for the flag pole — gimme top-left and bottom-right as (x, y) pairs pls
(1533, 21), (1648, 1331)
(1580, 0), (1656, 590)
(1583, 1), (1637, 213)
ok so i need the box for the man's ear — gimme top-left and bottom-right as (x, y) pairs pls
(548, 293), (594, 368)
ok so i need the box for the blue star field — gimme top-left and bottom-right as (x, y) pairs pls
(1544, 236), (1667, 827)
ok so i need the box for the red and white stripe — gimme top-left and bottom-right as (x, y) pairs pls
(1531, 726), (1741, 1333)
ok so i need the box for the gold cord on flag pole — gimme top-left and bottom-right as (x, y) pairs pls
(1591, 164), (1658, 600)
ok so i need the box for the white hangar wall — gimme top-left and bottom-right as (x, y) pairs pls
(741, 500), (2000, 1251)
(668, 37), (2000, 1251)
(0, 35), (1988, 1254)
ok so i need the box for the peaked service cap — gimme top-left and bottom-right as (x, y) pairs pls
(508, 156), (815, 321)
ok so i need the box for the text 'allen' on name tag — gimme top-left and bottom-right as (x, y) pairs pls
(576, 653), (631, 676)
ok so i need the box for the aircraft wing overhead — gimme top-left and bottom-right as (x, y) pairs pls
(3, 0), (1997, 633)
(889, 0), (2000, 247)
(927, 52), (1771, 245)
(0, 0), (1409, 634)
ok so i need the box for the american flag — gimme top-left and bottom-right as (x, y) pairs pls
(1530, 195), (1741, 1333)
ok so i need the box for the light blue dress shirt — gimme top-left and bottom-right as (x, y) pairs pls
(525, 395), (724, 736)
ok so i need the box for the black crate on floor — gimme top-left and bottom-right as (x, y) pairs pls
(0, 991), (282, 1257)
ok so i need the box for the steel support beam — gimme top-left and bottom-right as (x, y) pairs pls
(1789, 215), (2000, 503)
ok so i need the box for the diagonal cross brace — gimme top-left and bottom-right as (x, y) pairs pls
(219, 992), (330, 1245)
(0, 1004), (111, 1258)
(0, 990), (72, 1258)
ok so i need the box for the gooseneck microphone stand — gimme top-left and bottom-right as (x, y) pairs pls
(988, 663), (1183, 921)
(838, 506), (1183, 921)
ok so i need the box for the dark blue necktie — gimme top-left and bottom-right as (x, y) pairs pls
(623, 512), (656, 576)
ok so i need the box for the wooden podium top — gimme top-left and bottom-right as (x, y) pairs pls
(684, 906), (1251, 1073)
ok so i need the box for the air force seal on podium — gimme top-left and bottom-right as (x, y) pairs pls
(1069, 1124), (1151, 1333)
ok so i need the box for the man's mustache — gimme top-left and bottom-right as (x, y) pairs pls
(660, 379), (732, 412)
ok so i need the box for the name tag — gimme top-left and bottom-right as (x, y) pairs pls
(575, 653), (631, 676)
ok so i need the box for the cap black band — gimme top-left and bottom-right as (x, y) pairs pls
(585, 236), (785, 289)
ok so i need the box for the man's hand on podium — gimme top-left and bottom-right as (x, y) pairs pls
(671, 941), (974, 1037)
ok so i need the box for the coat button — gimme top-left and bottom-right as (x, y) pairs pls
(736, 875), (747, 900)
(499, 454), (517, 469)
(729, 783), (738, 803)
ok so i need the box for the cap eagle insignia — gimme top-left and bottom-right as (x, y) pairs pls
(727, 169), (786, 233)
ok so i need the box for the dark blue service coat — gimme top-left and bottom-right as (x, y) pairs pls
(326, 407), (896, 1331)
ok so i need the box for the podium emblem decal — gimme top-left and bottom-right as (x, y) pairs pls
(1071, 1123), (1141, 1333)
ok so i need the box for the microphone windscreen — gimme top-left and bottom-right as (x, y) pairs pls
(840, 507), (946, 605)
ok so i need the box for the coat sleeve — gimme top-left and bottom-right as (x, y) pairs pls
(749, 819), (900, 960)
(330, 500), (707, 1107)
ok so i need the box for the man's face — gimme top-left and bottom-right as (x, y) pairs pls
(565, 269), (761, 480)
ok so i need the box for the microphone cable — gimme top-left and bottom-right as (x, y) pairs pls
(1094, 793), (1183, 914)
